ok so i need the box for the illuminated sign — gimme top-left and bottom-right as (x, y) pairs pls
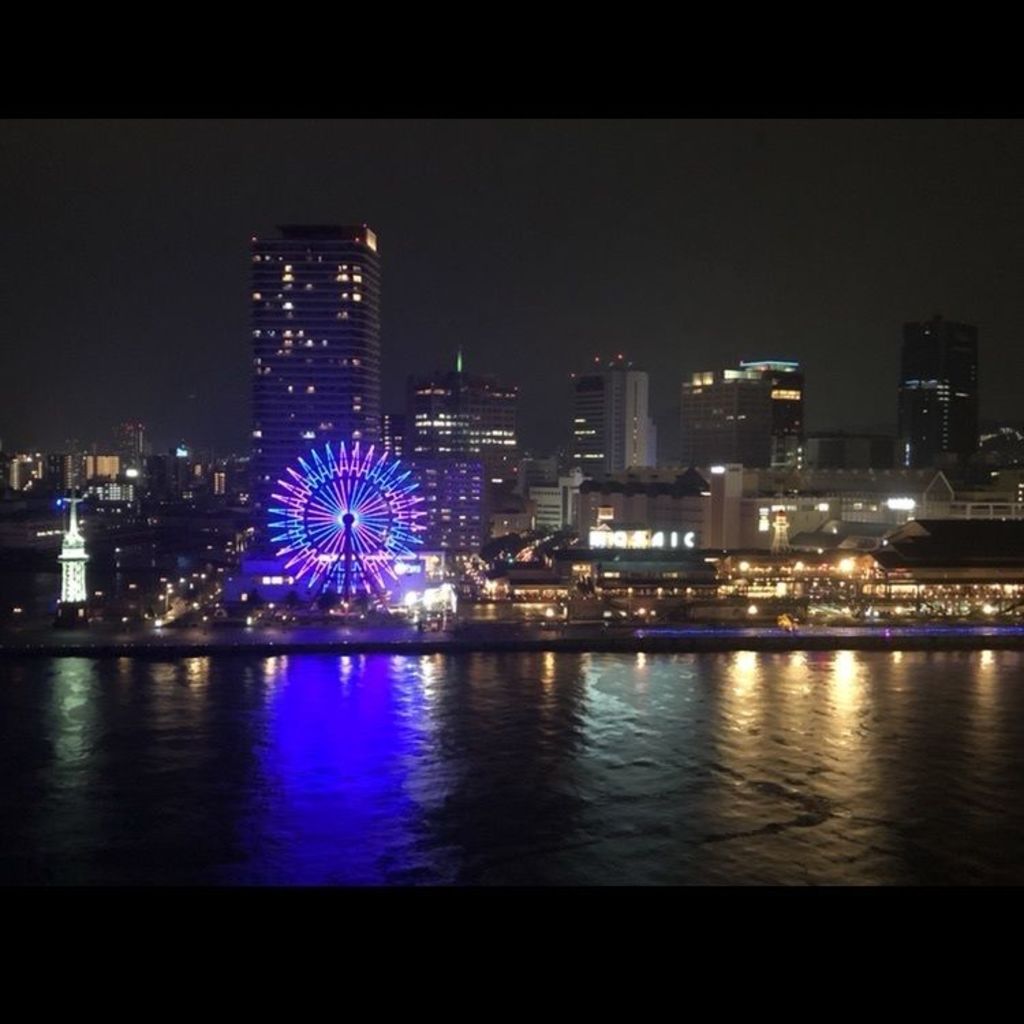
(589, 528), (697, 550)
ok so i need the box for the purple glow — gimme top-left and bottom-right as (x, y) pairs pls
(268, 441), (424, 599)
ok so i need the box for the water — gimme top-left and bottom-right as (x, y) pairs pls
(1, 649), (1022, 885)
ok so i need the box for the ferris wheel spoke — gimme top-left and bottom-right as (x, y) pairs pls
(269, 443), (424, 604)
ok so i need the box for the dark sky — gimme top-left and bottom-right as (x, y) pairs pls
(1, 119), (1022, 455)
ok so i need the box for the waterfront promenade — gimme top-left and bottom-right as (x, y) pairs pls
(4, 621), (1024, 658)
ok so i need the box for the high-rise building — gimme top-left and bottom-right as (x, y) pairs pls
(83, 454), (120, 481)
(680, 360), (804, 469)
(250, 224), (381, 523)
(898, 316), (979, 468)
(381, 412), (406, 459)
(406, 457), (485, 552)
(406, 353), (518, 485)
(115, 421), (147, 471)
(570, 356), (655, 475)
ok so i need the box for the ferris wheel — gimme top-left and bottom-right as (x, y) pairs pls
(268, 441), (424, 600)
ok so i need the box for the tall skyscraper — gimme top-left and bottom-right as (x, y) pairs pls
(898, 315), (979, 468)
(680, 359), (803, 468)
(406, 353), (518, 484)
(115, 421), (147, 472)
(250, 225), (381, 522)
(570, 356), (655, 474)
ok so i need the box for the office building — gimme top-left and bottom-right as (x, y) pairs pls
(407, 456), (484, 552)
(115, 421), (147, 472)
(529, 469), (584, 531)
(516, 456), (559, 496)
(250, 224), (381, 522)
(570, 356), (655, 475)
(45, 453), (81, 494)
(406, 354), (518, 485)
(381, 412), (406, 459)
(680, 359), (804, 468)
(898, 315), (979, 468)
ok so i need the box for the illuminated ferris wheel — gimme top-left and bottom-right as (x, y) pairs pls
(268, 442), (424, 600)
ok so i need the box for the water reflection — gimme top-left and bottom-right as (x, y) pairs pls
(1, 650), (1024, 884)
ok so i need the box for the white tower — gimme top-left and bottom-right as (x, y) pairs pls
(771, 509), (790, 555)
(57, 496), (88, 614)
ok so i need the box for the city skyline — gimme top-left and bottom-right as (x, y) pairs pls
(6, 117), (1024, 890)
(2, 120), (1024, 453)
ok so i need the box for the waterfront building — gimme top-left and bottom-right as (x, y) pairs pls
(574, 468), (709, 543)
(898, 315), (978, 468)
(680, 360), (804, 469)
(570, 356), (656, 475)
(250, 224), (381, 523)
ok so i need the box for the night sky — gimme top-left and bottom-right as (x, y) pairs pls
(2, 119), (1022, 456)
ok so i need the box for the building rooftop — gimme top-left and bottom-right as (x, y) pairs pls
(874, 519), (1024, 568)
(275, 225), (373, 240)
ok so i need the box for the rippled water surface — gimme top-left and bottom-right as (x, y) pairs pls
(1, 650), (1022, 884)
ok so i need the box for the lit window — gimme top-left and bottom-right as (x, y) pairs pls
(283, 301), (294, 310)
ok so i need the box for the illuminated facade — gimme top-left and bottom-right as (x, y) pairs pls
(575, 470), (708, 540)
(381, 412), (405, 459)
(680, 360), (804, 469)
(406, 457), (484, 552)
(406, 357), (518, 484)
(570, 357), (656, 474)
(57, 497), (88, 619)
(84, 454), (120, 481)
(251, 225), (381, 524)
(898, 316), (978, 468)
(267, 441), (423, 600)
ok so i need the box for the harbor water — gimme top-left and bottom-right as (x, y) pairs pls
(1, 649), (1022, 884)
